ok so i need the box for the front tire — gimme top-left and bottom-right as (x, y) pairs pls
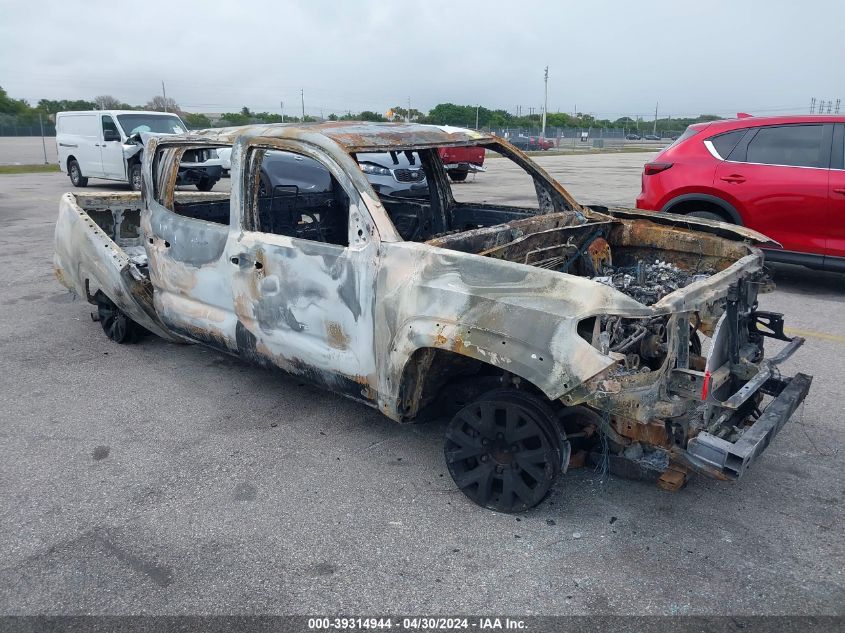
(196, 177), (215, 192)
(68, 159), (88, 187)
(444, 389), (565, 512)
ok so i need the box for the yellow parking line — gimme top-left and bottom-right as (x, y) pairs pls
(784, 326), (845, 344)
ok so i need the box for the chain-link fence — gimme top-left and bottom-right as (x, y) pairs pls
(0, 115), (56, 137)
(488, 126), (684, 145)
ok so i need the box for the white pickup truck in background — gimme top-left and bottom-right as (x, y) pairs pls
(55, 110), (223, 191)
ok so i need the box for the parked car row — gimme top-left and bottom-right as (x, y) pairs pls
(508, 135), (555, 151)
(637, 114), (845, 271)
(626, 133), (663, 141)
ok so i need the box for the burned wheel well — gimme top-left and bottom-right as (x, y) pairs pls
(397, 347), (545, 421)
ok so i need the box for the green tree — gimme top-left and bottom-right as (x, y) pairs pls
(182, 113), (212, 129)
(219, 112), (252, 126)
(358, 110), (387, 122)
(0, 86), (30, 115)
(35, 98), (97, 115)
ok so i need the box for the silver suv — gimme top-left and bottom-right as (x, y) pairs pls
(357, 151), (428, 198)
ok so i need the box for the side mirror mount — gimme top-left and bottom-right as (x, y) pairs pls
(103, 129), (121, 142)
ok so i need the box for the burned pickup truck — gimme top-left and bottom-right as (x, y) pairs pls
(54, 122), (812, 512)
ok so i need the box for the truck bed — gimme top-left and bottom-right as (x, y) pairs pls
(54, 192), (189, 342)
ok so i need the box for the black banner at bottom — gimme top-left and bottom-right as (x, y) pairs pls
(0, 616), (841, 633)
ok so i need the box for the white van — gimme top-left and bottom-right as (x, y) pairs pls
(55, 110), (222, 191)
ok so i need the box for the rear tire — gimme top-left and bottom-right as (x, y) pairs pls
(68, 159), (88, 187)
(128, 164), (142, 192)
(196, 178), (215, 192)
(96, 295), (142, 344)
(448, 169), (469, 182)
(687, 210), (727, 222)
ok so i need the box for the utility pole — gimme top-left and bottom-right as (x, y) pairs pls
(836, 99), (841, 114)
(301, 89), (305, 120)
(653, 101), (659, 135)
(541, 65), (548, 139)
(280, 101), (285, 122)
(475, 104), (479, 130)
(39, 112), (48, 165)
(810, 97), (816, 114)
(407, 96), (411, 123)
(162, 81), (168, 112)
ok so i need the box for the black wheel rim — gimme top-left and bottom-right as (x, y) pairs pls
(98, 302), (130, 343)
(445, 399), (559, 512)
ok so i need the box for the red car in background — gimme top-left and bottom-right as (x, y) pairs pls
(636, 115), (845, 271)
(438, 146), (485, 182)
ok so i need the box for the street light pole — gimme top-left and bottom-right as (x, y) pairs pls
(541, 66), (548, 139)
(653, 100), (659, 136)
(475, 104), (479, 130)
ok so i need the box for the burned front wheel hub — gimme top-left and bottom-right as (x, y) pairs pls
(444, 395), (562, 513)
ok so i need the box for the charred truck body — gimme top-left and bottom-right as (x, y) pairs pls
(53, 123), (812, 512)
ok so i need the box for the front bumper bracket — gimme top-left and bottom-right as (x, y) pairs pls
(686, 372), (813, 478)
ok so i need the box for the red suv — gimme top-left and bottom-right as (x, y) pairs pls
(636, 115), (845, 271)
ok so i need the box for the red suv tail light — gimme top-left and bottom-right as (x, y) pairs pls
(644, 162), (673, 175)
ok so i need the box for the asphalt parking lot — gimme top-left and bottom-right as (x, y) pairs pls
(0, 153), (842, 615)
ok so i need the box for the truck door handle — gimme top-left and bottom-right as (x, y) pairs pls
(833, 188), (845, 195)
(720, 174), (746, 184)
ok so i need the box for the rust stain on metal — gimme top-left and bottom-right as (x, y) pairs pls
(326, 322), (350, 350)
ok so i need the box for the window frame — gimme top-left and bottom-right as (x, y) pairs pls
(149, 140), (233, 226)
(831, 123), (844, 171)
(444, 140), (579, 213)
(704, 128), (750, 160)
(724, 123), (833, 169)
(101, 114), (119, 140)
(242, 140), (376, 251)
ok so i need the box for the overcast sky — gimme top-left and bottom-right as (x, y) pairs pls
(1, 0), (843, 119)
